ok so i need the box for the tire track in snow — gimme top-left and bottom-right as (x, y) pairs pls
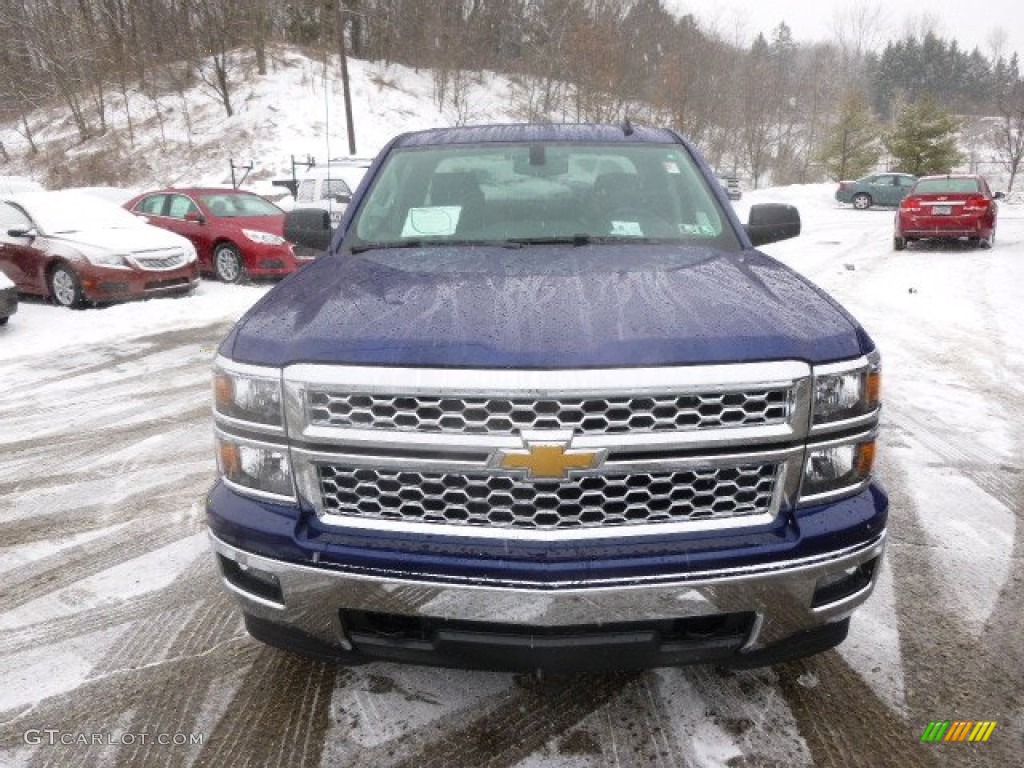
(338, 672), (639, 768)
(0, 520), (194, 615)
(883, 403), (1024, 767)
(0, 534), (226, 656)
(777, 650), (937, 768)
(1, 634), (256, 768)
(191, 651), (337, 768)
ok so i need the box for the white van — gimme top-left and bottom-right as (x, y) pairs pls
(293, 158), (373, 226)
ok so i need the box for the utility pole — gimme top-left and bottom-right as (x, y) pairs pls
(337, 2), (357, 156)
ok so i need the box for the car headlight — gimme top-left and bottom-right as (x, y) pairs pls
(183, 241), (198, 264)
(242, 228), (286, 246)
(212, 359), (283, 427)
(811, 351), (880, 426)
(800, 437), (876, 501)
(215, 432), (294, 499)
(78, 245), (131, 268)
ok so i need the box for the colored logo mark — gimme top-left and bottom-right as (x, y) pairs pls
(920, 721), (996, 743)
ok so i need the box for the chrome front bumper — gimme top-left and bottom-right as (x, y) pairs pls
(210, 530), (886, 665)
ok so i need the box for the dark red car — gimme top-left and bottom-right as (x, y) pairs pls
(0, 191), (199, 308)
(894, 174), (1002, 250)
(125, 188), (308, 282)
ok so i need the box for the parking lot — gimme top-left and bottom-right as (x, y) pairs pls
(0, 186), (1020, 767)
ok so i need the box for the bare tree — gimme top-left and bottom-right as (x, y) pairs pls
(194, 0), (245, 117)
(993, 80), (1024, 192)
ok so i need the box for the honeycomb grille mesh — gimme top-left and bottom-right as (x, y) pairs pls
(317, 463), (779, 530)
(307, 389), (791, 435)
(133, 251), (187, 270)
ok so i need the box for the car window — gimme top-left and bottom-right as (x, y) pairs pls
(167, 194), (199, 219)
(350, 142), (737, 250)
(135, 195), (166, 216)
(199, 192), (281, 217)
(912, 178), (981, 195)
(0, 201), (33, 232)
(323, 179), (352, 200)
(897, 176), (916, 187)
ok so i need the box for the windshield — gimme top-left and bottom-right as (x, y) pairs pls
(348, 142), (739, 251)
(912, 178), (981, 195)
(199, 192), (281, 217)
(19, 192), (149, 234)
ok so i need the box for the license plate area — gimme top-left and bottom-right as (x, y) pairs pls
(932, 204), (951, 215)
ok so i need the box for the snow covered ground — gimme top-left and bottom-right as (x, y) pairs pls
(0, 182), (1020, 767)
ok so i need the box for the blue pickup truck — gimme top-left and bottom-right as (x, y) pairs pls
(207, 124), (886, 671)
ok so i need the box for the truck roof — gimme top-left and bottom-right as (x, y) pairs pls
(394, 123), (681, 148)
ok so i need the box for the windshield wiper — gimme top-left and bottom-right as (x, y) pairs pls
(508, 235), (672, 246)
(348, 239), (525, 254)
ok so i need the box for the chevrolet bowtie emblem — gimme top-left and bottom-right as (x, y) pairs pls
(496, 438), (603, 479)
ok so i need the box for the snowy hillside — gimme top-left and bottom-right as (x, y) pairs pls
(0, 47), (522, 193)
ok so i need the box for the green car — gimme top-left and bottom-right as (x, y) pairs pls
(835, 173), (917, 209)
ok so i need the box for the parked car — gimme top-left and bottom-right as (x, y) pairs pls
(894, 174), (1002, 250)
(0, 176), (44, 196)
(0, 269), (16, 324)
(716, 174), (742, 200)
(124, 188), (305, 283)
(0, 191), (199, 308)
(835, 173), (917, 209)
(209, 123), (887, 672)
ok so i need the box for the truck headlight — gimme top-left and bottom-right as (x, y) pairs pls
(800, 437), (875, 501)
(213, 360), (282, 427)
(812, 351), (880, 425)
(216, 433), (294, 499)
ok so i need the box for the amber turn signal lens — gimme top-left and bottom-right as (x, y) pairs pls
(216, 439), (242, 477)
(866, 370), (881, 407)
(855, 441), (876, 477)
(213, 372), (234, 411)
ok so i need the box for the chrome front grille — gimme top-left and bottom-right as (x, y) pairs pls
(316, 463), (780, 531)
(307, 389), (791, 435)
(133, 249), (186, 270)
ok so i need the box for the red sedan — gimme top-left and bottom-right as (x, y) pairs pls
(894, 174), (1002, 250)
(0, 191), (199, 308)
(125, 188), (309, 282)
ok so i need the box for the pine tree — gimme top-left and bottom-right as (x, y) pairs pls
(885, 96), (963, 175)
(818, 91), (880, 180)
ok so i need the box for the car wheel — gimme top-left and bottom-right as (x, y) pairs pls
(214, 243), (245, 283)
(893, 236), (906, 251)
(852, 193), (872, 210)
(979, 231), (995, 249)
(49, 264), (85, 308)
(0, 316), (8, 325)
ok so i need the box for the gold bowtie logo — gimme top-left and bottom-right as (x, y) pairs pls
(497, 441), (601, 479)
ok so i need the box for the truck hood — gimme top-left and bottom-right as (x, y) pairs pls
(225, 244), (870, 368)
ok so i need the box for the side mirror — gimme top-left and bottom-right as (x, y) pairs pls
(745, 203), (801, 247)
(284, 208), (333, 253)
(7, 227), (34, 239)
(184, 211), (206, 224)
(993, 191), (1005, 200)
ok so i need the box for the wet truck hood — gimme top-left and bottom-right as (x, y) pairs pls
(223, 244), (871, 368)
